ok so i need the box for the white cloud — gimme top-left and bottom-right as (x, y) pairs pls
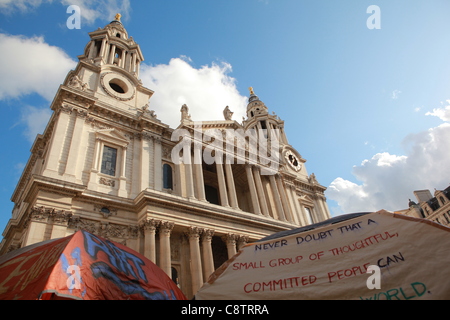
(391, 89), (402, 100)
(19, 105), (52, 142)
(0, 33), (76, 101)
(326, 104), (450, 215)
(140, 57), (248, 128)
(0, 0), (131, 24)
(426, 103), (450, 122)
(0, 0), (51, 13)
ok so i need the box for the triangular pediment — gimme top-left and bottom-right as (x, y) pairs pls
(95, 128), (129, 147)
(298, 194), (314, 205)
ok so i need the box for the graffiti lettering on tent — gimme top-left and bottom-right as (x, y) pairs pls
(82, 230), (177, 300)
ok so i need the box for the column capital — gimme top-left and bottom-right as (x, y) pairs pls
(159, 221), (174, 235)
(29, 206), (73, 226)
(202, 229), (215, 241)
(29, 206), (49, 222)
(245, 162), (254, 169)
(252, 165), (261, 173)
(186, 226), (204, 240)
(237, 235), (249, 250)
(49, 209), (73, 225)
(140, 218), (160, 231)
(223, 233), (239, 245)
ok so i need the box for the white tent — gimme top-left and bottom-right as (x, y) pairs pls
(195, 210), (450, 300)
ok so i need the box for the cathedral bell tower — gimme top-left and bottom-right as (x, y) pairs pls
(243, 87), (289, 146)
(65, 13), (154, 111)
(83, 13), (143, 76)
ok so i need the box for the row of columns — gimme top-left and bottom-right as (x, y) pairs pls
(140, 218), (248, 294)
(179, 148), (298, 223)
(88, 39), (141, 76)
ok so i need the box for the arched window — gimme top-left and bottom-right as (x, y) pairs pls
(163, 164), (173, 190)
(171, 267), (179, 286)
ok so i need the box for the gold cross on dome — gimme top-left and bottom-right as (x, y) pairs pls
(115, 13), (122, 21)
(249, 87), (254, 95)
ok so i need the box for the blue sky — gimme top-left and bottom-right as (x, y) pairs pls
(1, 0), (450, 237)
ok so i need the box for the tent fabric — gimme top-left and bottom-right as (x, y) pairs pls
(195, 210), (450, 300)
(0, 230), (186, 300)
(259, 212), (373, 242)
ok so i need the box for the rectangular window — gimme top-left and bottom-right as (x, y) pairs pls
(101, 146), (117, 176)
(305, 207), (314, 225)
(163, 164), (173, 190)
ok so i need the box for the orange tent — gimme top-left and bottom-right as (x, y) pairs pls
(0, 230), (186, 300)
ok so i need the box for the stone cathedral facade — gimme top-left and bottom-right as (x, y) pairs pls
(0, 17), (331, 298)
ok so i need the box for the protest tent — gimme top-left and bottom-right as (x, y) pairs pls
(195, 210), (450, 300)
(0, 230), (186, 300)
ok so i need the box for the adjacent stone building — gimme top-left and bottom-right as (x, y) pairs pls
(400, 186), (450, 227)
(0, 17), (331, 298)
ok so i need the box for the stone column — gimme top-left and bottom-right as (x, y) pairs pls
(193, 143), (206, 201)
(43, 105), (71, 178)
(88, 41), (96, 59)
(87, 137), (103, 191)
(276, 174), (293, 222)
(108, 44), (116, 64)
(159, 221), (174, 277)
(225, 163), (238, 209)
(142, 219), (159, 263)
(64, 110), (86, 182)
(322, 196), (331, 220)
(49, 209), (72, 239)
(287, 185), (302, 225)
(245, 164), (261, 215)
(99, 38), (107, 59)
(269, 175), (286, 221)
(253, 166), (270, 217)
(139, 135), (151, 191)
(314, 194), (329, 221)
(130, 134), (140, 197)
(136, 60), (141, 78)
(119, 50), (126, 68)
(184, 149), (195, 199)
(187, 227), (204, 294)
(131, 52), (136, 74)
(118, 147), (127, 197)
(201, 229), (215, 282)
(224, 234), (238, 259)
(24, 206), (48, 246)
(216, 157), (229, 207)
(154, 137), (163, 191)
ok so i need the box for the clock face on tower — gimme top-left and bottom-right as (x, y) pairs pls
(285, 150), (302, 172)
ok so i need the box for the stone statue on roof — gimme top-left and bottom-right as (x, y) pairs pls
(223, 106), (233, 121)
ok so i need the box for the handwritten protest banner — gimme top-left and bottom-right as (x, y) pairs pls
(195, 210), (450, 300)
